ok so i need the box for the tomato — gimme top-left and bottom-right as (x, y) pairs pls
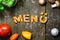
(0, 24), (11, 37)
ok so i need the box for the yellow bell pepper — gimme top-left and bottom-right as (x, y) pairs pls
(22, 31), (32, 40)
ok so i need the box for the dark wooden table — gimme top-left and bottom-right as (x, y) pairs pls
(0, 0), (60, 40)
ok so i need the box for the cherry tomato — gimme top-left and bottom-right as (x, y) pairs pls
(0, 24), (11, 37)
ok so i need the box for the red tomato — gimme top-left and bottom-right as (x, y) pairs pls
(0, 24), (11, 37)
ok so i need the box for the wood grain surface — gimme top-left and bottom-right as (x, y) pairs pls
(0, 0), (60, 40)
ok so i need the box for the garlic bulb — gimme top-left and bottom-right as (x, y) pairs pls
(51, 28), (59, 36)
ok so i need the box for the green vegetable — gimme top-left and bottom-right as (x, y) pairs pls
(0, 6), (4, 10)
(2, 0), (14, 7)
(0, 0), (15, 12)
(0, 0), (2, 3)
(0, 4), (4, 11)
(7, 1), (14, 7)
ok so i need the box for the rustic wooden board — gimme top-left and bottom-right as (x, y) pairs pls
(46, 0), (60, 40)
(0, 0), (45, 40)
(0, 0), (60, 40)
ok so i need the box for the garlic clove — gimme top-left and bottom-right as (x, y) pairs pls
(51, 28), (59, 36)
